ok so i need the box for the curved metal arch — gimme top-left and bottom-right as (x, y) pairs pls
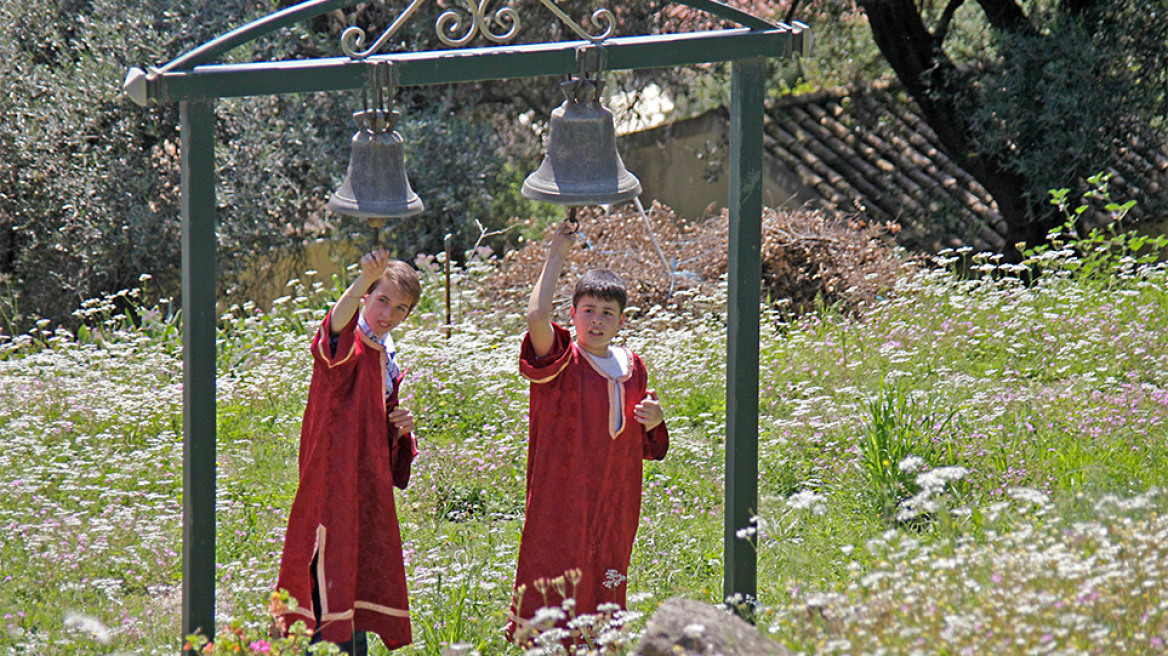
(682, 1), (776, 31)
(157, 0), (779, 71)
(161, 0), (356, 72)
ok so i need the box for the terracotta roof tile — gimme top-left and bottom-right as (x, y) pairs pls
(760, 80), (1168, 252)
(621, 78), (1167, 251)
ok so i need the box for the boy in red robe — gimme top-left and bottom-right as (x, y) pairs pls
(275, 250), (420, 654)
(507, 221), (669, 643)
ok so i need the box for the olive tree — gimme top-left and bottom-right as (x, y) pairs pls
(853, 0), (1168, 258)
(0, 0), (529, 332)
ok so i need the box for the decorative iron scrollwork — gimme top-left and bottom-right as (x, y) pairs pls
(341, 0), (617, 60)
(341, 0), (430, 59)
(437, 0), (520, 47)
(536, 1), (615, 43)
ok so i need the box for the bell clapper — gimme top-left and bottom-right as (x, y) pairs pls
(565, 206), (594, 250)
(367, 217), (387, 250)
(566, 206), (579, 234)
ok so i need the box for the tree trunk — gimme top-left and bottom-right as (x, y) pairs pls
(857, 0), (1050, 258)
(974, 0), (1033, 32)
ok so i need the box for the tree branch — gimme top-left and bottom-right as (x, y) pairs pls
(974, 0), (1035, 34)
(783, 0), (804, 25)
(935, 0), (965, 45)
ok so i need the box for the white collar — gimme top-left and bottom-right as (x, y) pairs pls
(357, 315), (397, 356)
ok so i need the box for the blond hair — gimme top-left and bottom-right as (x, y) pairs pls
(371, 260), (422, 308)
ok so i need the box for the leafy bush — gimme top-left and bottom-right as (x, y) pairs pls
(966, 4), (1168, 210)
(1023, 172), (1168, 285)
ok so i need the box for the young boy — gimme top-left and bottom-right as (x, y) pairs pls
(276, 250), (420, 654)
(507, 221), (669, 641)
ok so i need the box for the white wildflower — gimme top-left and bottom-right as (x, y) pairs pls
(602, 569), (627, 590)
(898, 455), (925, 473)
(915, 466), (969, 492)
(1008, 487), (1050, 506)
(532, 606), (566, 625)
(533, 627), (571, 648)
(567, 613), (597, 630)
(735, 525), (758, 539)
(786, 489), (827, 515)
(64, 612), (112, 644)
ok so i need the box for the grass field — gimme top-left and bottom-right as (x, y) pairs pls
(2, 214), (1167, 654)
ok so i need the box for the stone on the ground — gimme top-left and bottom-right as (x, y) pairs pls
(634, 597), (789, 656)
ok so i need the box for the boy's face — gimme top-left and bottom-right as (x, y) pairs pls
(361, 279), (415, 339)
(570, 294), (625, 357)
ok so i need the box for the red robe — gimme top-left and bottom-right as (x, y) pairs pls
(276, 310), (416, 648)
(508, 323), (668, 638)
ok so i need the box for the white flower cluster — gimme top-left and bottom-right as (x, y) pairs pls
(897, 466), (969, 522)
(602, 569), (627, 590)
(786, 489), (828, 515)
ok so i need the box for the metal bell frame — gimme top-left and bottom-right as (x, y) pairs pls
(120, 1), (812, 646)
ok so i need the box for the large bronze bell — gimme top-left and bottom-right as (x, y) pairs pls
(522, 78), (641, 206)
(328, 109), (424, 219)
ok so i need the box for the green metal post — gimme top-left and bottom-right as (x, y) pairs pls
(181, 99), (218, 648)
(724, 57), (764, 610)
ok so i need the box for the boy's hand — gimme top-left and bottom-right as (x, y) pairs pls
(360, 249), (392, 283)
(634, 389), (664, 431)
(548, 220), (578, 258)
(389, 407), (415, 438)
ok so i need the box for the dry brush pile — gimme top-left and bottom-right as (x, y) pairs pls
(478, 202), (913, 321)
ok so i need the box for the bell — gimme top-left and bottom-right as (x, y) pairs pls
(328, 109), (424, 219)
(522, 78), (641, 206)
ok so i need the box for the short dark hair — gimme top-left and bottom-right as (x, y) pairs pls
(371, 260), (422, 309)
(573, 268), (627, 311)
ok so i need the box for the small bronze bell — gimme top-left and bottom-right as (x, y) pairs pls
(522, 78), (641, 206)
(328, 109), (424, 219)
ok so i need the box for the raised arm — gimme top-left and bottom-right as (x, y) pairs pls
(526, 222), (577, 358)
(330, 249), (390, 336)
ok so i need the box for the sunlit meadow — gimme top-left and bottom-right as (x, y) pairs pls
(2, 219), (1167, 654)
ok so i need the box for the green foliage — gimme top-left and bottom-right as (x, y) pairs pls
(388, 103), (513, 260)
(767, 1), (887, 99)
(4, 230), (1168, 652)
(0, 0), (561, 336)
(183, 591), (324, 655)
(857, 381), (961, 521)
(0, 0), (285, 333)
(409, 524), (517, 654)
(965, 2), (1168, 206)
(1023, 172), (1168, 285)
